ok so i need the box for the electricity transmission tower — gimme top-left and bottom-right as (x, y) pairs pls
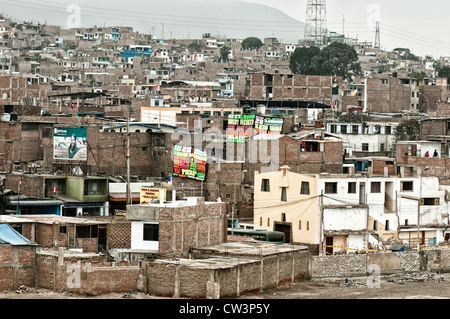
(374, 21), (381, 50)
(304, 0), (327, 47)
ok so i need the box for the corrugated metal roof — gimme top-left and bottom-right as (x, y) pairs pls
(0, 224), (36, 246)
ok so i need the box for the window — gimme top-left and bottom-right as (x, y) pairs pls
(371, 182), (381, 193)
(60, 226), (67, 233)
(325, 182), (337, 194)
(261, 179), (270, 192)
(259, 217), (263, 226)
(385, 220), (389, 231)
(281, 187), (287, 201)
(267, 218), (270, 227)
(373, 220), (377, 231)
(281, 213), (286, 222)
(348, 182), (357, 194)
(299, 221), (301, 230)
(329, 124), (337, 133)
(143, 224), (159, 241)
(380, 79), (389, 85)
(401, 181), (414, 191)
(84, 180), (105, 195)
(362, 143), (369, 151)
(380, 143), (385, 152)
(300, 182), (310, 195)
(421, 198), (440, 206)
(307, 221), (310, 231)
(385, 126), (392, 135)
(341, 125), (347, 134)
(352, 125), (358, 134)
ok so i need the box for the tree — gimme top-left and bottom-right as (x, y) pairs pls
(395, 119), (420, 141)
(315, 42), (361, 80)
(188, 41), (203, 53)
(393, 48), (418, 61)
(241, 37), (263, 50)
(220, 46), (230, 62)
(289, 46), (321, 75)
(411, 71), (427, 79)
(289, 42), (361, 80)
(438, 66), (450, 81)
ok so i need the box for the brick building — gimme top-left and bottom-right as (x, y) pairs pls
(126, 197), (228, 258)
(248, 72), (342, 107)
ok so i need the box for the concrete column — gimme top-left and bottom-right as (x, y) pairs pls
(173, 264), (180, 298)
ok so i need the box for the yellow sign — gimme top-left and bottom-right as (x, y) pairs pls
(140, 187), (166, 204)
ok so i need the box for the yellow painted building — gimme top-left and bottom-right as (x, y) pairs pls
(253, 166), (320, 246)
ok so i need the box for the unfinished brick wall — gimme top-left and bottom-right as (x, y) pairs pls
(36, 255), (144, 296)
(146, 248), (311, 298)
(0, 245), (37, 291)
(250, 73), (338, 103)
(157, 199), (228, 257)
(312, 252), (421, 278)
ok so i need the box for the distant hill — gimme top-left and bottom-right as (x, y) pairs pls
(0, 0), (305, 43)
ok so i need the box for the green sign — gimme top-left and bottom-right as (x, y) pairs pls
(53, 127), (87, 161)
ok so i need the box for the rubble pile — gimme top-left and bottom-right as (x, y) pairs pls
(393, 272), (450, 284)
(15, 285), (37, 294)
(339, 272), (450, 288)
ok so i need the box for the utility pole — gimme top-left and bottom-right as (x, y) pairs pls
(319, 190), (323, 255)
(126, 117), (131, 206)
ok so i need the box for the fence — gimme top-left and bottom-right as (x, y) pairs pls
(312, 247), (450, 278)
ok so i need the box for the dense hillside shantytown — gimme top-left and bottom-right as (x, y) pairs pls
(1, 0), (450, 303)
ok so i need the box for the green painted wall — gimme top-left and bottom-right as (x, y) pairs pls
(66, 177), (108, 202)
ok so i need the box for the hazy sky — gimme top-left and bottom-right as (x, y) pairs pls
(1, 0), (449, 58)
(245, 0), (450, 58)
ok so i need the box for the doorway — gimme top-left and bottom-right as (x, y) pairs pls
(274, 222), (292, 243)
(359, 183), (366, 205)
(325, 237), (333, 255)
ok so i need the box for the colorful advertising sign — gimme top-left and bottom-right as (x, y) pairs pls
(173, 145), (207, 181)
(227, 114), (255, 143)
(227, 114), (284, 142)
(254, 116), (283, 135)
(140, 187), (166, 204)
(53, 127), (87, 161)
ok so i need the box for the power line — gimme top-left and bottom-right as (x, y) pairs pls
(0, 0), (306, 33)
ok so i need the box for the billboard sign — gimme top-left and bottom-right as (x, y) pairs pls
(227, 114), (255, 143)
(53, 127), (87, 161)
(227, 114), (283, 142)
(140, 187), (166, 204)
(173, 144), (207, 181)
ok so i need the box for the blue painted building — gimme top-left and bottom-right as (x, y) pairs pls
(8, 195), (64, 216)
(121, 45), (153, 63)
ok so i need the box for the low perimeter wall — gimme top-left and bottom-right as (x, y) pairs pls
(36, 253), (145, 296)
(146, 249), (311, 298)
(312, 249), (450, 278)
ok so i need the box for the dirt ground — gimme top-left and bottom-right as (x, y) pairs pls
(1, 272), (450, 300)
(238, 272), (450, 299)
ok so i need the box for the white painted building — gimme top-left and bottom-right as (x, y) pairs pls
(320, 174), (449, 253)
(325, 121), (399, 154)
